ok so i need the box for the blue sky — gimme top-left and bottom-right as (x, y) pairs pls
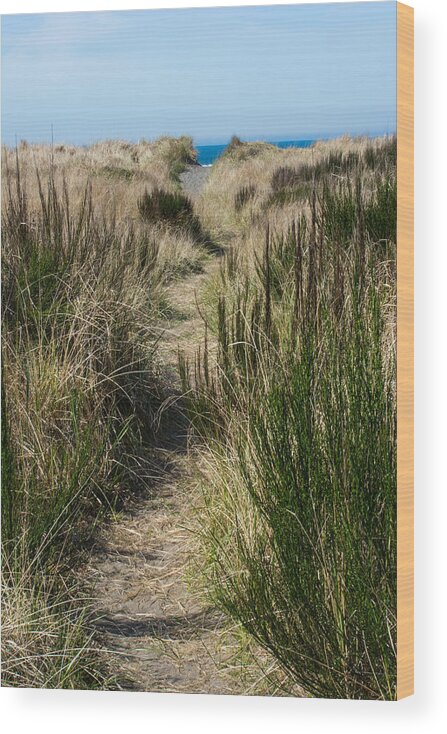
(1, 2), (396, 146)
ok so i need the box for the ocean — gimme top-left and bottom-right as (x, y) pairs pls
(196, 139), (315, 166)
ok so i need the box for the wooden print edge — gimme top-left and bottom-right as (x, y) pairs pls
(396, 1), (414, 701)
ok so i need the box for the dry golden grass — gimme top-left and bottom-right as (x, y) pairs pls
(2, 135), (196, 222)
(1, 135), (205, 689)
(2, 133), (396, 694)
(198, 135), (396, 342)
(198, 135), (393, 239)
(1, 136), (207, 286)
(1, 554), (109, 689)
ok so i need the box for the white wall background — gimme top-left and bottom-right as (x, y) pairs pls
(1, 1), (445, 732)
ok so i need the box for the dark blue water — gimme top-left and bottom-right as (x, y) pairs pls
(196, 139), (315, 166)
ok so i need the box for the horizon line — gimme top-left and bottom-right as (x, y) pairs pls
(1, 128), (397, 149)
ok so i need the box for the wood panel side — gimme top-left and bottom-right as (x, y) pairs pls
(397, 1), (414, 701)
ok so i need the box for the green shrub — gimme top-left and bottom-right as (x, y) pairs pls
(138, 187), (205, 242)
(138, 187), (194, 222)
(212, 293), (396, 700)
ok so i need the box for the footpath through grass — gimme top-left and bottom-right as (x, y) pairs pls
(0, 137), (207, 688)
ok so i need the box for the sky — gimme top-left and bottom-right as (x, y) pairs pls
(1, 2), (397, 146)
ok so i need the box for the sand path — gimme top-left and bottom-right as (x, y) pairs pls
(179, 164), (211, 199)
(86, 261), (239, 693)
(85, 168), (272, 694)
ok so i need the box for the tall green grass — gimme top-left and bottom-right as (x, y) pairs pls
(181, 148), (397, 699)
(1, 154), (164, 687)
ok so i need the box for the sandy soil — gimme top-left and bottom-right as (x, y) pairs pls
(85, 241), (280, 693)
(179, 164), (211, 199)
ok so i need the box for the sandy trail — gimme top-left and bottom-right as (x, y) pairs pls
(86, 260), (239, 693)
(85, 170), (271, 693)
(179, 164), (211, 199)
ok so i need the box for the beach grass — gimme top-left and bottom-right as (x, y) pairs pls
(181, 135), (397, 699)
(0, 136), (205, 688)
(1, 134), (397, 696)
